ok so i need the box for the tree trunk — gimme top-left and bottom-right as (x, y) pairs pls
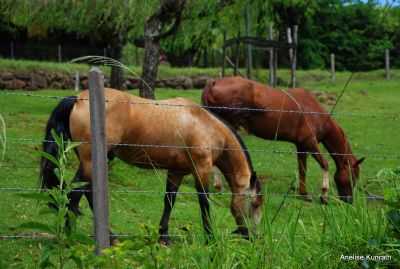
(109, 43), (124, 90)
(139, 17), (161, 99)
(138, 0), (186, 99)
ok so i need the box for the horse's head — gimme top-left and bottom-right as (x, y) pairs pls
(249, 172), (263, 225)
(202, 77), (255, 128)
(335, 156), (365, 203)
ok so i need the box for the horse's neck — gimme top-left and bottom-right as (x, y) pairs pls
(219, 135), (252, 181)
(323, 119), (354, 168)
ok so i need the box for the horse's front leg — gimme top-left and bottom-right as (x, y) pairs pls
(159, 172), (183, 245)
(308, 144), (329, 204)
(230, 185), (250, 239)
(296, 144), (312, 202)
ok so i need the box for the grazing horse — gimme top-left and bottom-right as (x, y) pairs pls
(40, 88), (262, 244)
(202, 76), (364, 204)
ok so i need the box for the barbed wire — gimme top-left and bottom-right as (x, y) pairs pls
(5, 137), (400, 160)
(0, 233), (186, 240)
(0, 186), (386, 201)
(0, 162), (384, 179)
(0, 91), (399, 119)
(0, 87), (394, 244)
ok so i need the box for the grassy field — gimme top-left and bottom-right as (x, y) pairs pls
(0, 65), (399, 268)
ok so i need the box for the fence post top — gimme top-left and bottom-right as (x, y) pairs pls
(89, 66), (102, 74)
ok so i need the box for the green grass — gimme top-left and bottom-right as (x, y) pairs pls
(0, 68), (399, 268)
(1, 57), (399, 83)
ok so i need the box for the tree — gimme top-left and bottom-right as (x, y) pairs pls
(1, 0), (156, 89)
(138, 0), (186, 99)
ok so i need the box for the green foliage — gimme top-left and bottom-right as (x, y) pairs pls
(270, 0), (399, 70)
(382, 168), (400, 239)
(16, 131), (89, 269)
(1, 0), (156, 41)
(1, 0), (399, 70)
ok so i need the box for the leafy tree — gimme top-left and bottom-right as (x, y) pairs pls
(1, 0), (156, 89)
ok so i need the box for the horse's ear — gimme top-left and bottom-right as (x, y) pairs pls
(354, 157), (365, 167)
(206, 79), (216, 88)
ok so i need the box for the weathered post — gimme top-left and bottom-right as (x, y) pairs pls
(291, 25), (298, 88)
(103, 48), (107, 58)
(330, 53), (335, 83)
(245, 4), (252, 79)
(10, 41), (15, 59)
(385, 49), (390, 80)
(74, 71), (80, 92)
(58, 45), (62, 63)
(287, 27), (293, 87)
(273, 32), (279, 87)
(269, 25), (274, 86)
(287, 28), (293, 60)
(234, 33), (240, 76)
(88, 67), (110, 255)
(222, 31), (226, 77)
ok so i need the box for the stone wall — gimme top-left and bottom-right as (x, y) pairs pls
(0, 70), (214, 90)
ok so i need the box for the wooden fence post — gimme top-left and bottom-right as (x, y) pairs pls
(273, 32), (279, 87)
(331, 53), (335, 83)
(245, 4), (252, 79)
(58, 45), (62, 63)
(291, 25), (298, 88)
(10, 41), (15, 59)
(287, 27), (293, 88)
(234, 33), (240, 76)
(269, 25), (274, 86)
(103, 48), (107, 58)
(385, 49), (390, 80)
(287, 26), (298, 88)
(88, 67), (110, 255)
(222, 31), (226, 77)
(74, 71), (80, 92)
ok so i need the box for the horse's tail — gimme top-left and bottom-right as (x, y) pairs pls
(39, 96), (77, 189)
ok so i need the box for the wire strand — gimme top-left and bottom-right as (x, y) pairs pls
(0, 91), (399, 119)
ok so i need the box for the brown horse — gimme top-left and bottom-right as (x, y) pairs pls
(202, 76), (364, 204)
(40, 88), (262, 244)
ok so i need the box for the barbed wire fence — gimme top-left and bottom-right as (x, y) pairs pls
(0, 69), (398, 247)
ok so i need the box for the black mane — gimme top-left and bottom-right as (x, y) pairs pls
(204, 108), (256, 179)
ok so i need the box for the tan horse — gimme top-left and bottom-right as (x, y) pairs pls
(202, 76), (364, 204)
(40, 88), (262, 244)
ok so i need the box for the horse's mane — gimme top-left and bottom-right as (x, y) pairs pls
(203, 108), (255, 175)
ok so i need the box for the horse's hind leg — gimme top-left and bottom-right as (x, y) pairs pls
(159, 171), (184, 245)
(67, 165), (88, 215)
(296, 145), (312, 202)
(195, 179), (212, 237)
(192, 159), (213, 239)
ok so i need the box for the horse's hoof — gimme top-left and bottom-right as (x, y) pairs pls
(159, 235), (171, 246)
(320, 195), (328, 205)
(232, 228), (249, 240)
(298, 193), (313, 202)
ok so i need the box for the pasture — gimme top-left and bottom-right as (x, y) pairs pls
(0, 68), (399, 268)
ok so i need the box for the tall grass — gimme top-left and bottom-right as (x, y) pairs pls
(119, 186), (392, 269)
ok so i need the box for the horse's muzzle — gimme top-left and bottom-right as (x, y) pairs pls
(340, 195), (353, 204)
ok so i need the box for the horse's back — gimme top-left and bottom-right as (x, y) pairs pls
(70, 89), (230, 170)
(70, 88), (132, 145)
